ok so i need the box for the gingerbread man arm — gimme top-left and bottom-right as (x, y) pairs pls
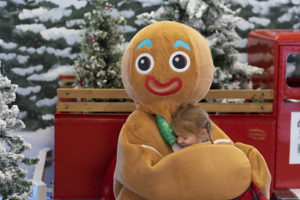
(114, 111), (252, 200)
(235, 143), (272, 199)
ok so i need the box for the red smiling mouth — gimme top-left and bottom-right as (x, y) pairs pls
(145, 76), (182, 96)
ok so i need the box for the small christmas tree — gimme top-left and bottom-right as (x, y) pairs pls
(138, 0), (263, 89)
(0, 64), (38, 200)
(75, 0), (125, 88)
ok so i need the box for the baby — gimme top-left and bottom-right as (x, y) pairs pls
(172, 104), (268, 200)
(171, 104), (213, 148)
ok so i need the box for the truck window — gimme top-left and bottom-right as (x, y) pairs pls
(286, 53), (300, 88)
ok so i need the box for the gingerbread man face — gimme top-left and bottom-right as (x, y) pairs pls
(121, 21), (214, 108)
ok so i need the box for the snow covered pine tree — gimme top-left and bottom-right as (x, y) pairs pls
(75, 0), (125, 89)
(0, 0), (94, 130)
(0, 66), (38, 200)
(138, 0), (263, 89)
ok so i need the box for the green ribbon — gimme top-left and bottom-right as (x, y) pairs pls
(155, 115), (176, 146)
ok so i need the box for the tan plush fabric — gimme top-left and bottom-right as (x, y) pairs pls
(114, 21), (271, 200)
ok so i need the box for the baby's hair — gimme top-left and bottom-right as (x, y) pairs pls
(172, 104), (212, 142)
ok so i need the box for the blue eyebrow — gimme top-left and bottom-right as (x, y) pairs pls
(137, 39), (152, 49)
(174, 40), (191, 50)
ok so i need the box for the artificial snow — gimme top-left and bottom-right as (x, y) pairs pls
(118, 25), (137, 33)
(233, 38), (248, 48)
(135, 0), (163, 7)
(134, 19), (144, 26)
(293, 22), (300, 29)
(17, 55), (29, 64)
(41, 114), (54, 121)
(19, 7), (72, 23)
(292, 0), (300, 4)
(16, 86), (41, 96)
(0, 53), (17, 61)
(11, 0), (24, 4)
(66, 19), (85, 27)
(0, 39), (17, 50)
(12, 65), (43, 76)
(236, 53), (248, 63)
(120, 10), (135, 18)
(29, 96), (36, 101)
(248, 16), (270, 26)
(36, 96), (58, 107)
(0, 53), (28, 64)
(40, 27), (83, 45)
(18, 45), (80, 59)
(45, 0), (87, 9)
(235, 18), (255, 31)
(278, 6), (300, 23)
(230, 0), (248, 8)
(27, 65), (74, 82)
(17, 111), (28, 120)
(0, 1), (7, 8)
(15, 24), (46, 33)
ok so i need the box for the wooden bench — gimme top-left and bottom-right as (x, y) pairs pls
(56, 88), (273, 113)
(54, 88), (275, 199)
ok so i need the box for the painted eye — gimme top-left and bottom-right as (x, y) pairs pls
(169, 51), (190, 72)
(135, 53), (154, 74)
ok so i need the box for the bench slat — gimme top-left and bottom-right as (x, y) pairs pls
(57, 102), (273, 113)
(57, 88), (273, 100)
(57, 88), (130, 99)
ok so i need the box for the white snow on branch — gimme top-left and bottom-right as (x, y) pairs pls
(18, 45), (80, 59)
(36, 96), (58, 107)
(248, 17), (270, 27)
(40, 27), (83, 45)
(120, 10), (135, 18)
(12, 65), (43, 76)
(29, 96), (36, 101)
(134, 19), (144, 26)
(250, 0), (289, 15)
(230, 0), (249, 8)
(135, 0), (163, 7)
(292, 0), (300, 4)
(0, 53), (17, 61)
(233, 38), (248, 48)
(0, 53), (29, 64)
(19, 7), (72, 23)
(12, 0), (24, 4)
(16, 86), (41, 96)
(0, 39), (17, 50)
(45, 0), (87, 9)
(118, 25), (137, 33)
(235, 18), (254, 31)
(27, 65), (74, 82)
(236, 53), (248, 63)
(0, 1), (7, 7)
(17, 55), (29, 64)
(293, 22), (300, 29)
(17, 111), (27, 120)
(15, 24), (46, 33)
(66, 19), (84, 27)
(278, 6), (300, 23)
(41, 114), (54, 121)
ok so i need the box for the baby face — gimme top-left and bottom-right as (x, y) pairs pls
(175, 129), (208, 148)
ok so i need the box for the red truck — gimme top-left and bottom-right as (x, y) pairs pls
(54, 30), (300, 199)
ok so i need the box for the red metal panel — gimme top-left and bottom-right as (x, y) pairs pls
(54, 113), (128, 199)
(275, 46), (300, 189)
(248, 30), (300, 189)
(210, 114), (276, 191)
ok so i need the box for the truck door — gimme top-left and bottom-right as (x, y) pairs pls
(276, 46), (300, 188)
